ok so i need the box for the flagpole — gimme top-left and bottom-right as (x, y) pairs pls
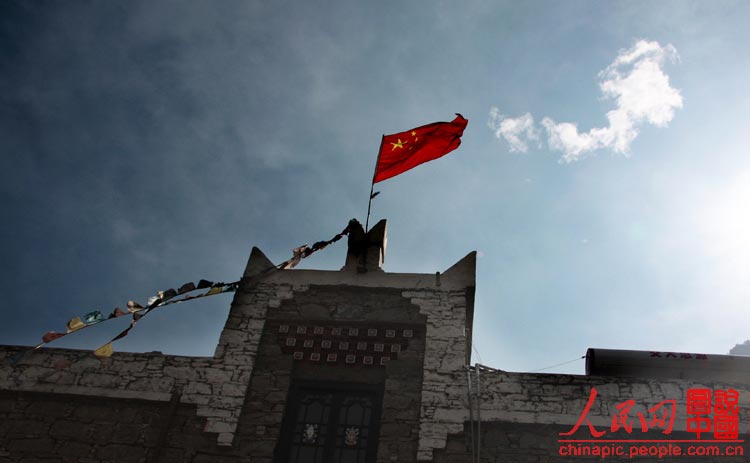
(365, 135), (385, 232)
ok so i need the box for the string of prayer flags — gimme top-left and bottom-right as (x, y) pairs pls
(36, 220), (358, 358)
(90, 222), (357, 355)
(35, 279), (238, 352)
(92, 281), (239, 357)
(284, 220), (355, 269)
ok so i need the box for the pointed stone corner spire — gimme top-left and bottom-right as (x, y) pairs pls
(441, 251), (476, 288)
(443, 251), (477, 366)
(244, 246), (275, 278)
(342, 219), (387, 273)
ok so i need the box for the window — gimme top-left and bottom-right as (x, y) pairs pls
(276, 381), (382, 463)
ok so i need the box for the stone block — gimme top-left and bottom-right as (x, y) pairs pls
(204, 420), (234, 434)
(5, 419), (49, 438)
(57, 440), (95, 458)
(78, 373), (118, 389)
(163, 366), (199, 381)
(113, 360), (147, 374)
(203, 368), (234, 383)
(184, 381), (212, 395)
(111, 424), (143, 444)
(127, 376), (174, 392)
(96, 444), (147, 462)
(7, 438), (55, 454)
(69, 357), (102, 373)
(221, 382), (246, 397)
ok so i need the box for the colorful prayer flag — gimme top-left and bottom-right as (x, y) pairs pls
(178, 282), (196, 294)
(206, 286), (223, 296)
(66, 317), (85, 333)
(83, 311), (103, 325)
(127, 301), (143, 310)
(158, 288), (177, 300)
(110, 308), (128, 318)
(93, 342), (113, 358)
(42, 331), (66, 343)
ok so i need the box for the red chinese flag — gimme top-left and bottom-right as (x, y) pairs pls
(374, 114), (468, 183)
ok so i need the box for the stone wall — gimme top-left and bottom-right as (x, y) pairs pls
(406, 288), (472, 461)
(0, 388), (238, 463)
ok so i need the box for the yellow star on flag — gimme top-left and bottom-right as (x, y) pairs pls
(390, 139), (406, 150)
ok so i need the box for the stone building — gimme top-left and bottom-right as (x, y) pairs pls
(1, 219), (749, 462)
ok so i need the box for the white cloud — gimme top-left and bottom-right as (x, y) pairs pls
(490, 40), (683, 162)
(487, 108), (538, 153)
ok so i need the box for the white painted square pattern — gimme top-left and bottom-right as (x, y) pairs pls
(297, 326), (307, 334)
(363, 356), (373, 365)
(303, 339), (314, 348)
(310, 352), (320, 361)
(374, 343), (384, 352)
(385, 329), (395, 338)
(313, 326), (324, 335)
(286, 338), (296, 347)
(367, 329), (377, 337)
(321, 340), (332, 349)
(326, 353), (337, 362)
(345, 355), (356, 364)
(293, 351), (303, 360)
(357, 342), (367, 351)
(278, 325), (289, 333)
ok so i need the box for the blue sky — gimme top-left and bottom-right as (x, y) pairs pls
(1, 1), (748, 374)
